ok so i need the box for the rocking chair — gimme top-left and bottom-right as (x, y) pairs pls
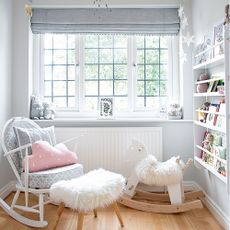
(0, 117), (83, 228)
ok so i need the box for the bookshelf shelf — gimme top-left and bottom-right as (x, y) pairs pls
(193, 25), (228, 185)
(194, 121), (226, 133)
(194, 156), (227, 183)
(193, 54), (224, 70)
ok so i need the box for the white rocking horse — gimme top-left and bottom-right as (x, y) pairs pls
(119, 140), (204, 213)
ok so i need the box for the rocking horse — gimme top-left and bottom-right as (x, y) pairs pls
(119, 140), (204, 213)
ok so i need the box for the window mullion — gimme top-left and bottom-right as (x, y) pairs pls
(76, 35), (82, 112)
(128, 36), (136, 112)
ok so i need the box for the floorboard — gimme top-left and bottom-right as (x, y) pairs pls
(0, 192), (224, 230)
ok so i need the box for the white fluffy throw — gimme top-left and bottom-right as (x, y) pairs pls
(135, 155), (189, 186)
(50, 168), (125, 212)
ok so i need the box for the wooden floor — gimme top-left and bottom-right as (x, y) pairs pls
(0, 192), (223, 230)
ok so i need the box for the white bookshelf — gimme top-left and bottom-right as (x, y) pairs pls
(193, 24), (229, 186)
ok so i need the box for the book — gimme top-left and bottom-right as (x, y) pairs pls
(211, 80), (219, 92)
(207, 81), (215, 92)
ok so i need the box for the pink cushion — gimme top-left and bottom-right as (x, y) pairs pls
(22, 141), (78, 173)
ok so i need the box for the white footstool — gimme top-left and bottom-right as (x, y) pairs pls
(50, 168), (125, 230)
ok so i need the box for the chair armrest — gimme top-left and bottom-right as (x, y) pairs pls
(4, 143), (32, 157)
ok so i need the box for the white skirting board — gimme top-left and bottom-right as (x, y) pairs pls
(0, 180), (228, 228)
(0, 181), (16, 199)
(192, 182), (230, 230)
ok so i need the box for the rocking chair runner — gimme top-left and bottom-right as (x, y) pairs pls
(119, 141), (205, 213)
(0, 117), (84, 228)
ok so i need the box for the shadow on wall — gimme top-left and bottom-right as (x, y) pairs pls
(0, 148), (15, 189)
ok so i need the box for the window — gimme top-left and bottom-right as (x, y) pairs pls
(36, 34), (179, 117)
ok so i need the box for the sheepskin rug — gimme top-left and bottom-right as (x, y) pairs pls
(135, 155), (185, 186)
(50, 168), (125, 212)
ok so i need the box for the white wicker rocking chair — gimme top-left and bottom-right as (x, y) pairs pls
(0, 117), (83, 228)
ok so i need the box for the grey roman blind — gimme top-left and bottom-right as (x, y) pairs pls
(30, 8), (180, 35)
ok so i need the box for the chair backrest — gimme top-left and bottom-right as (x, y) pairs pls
(1, 117), (40, 175)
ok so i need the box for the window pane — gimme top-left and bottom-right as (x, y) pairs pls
(137, 65), (144, 80)
(68, 66), (75, 80)
(114, 36), (127, 48)
(53, 81), (66, 96)
(146, 50), (159, 64)
(100, 81), (113, 95)
(68, 81), (76, 95)
(114, 65), (127, 79)
(160, 37), (168, 48)
(44, 81), (52, 96)
(160, 65), (168, 80)
(99, 35), (113, 48)
(85, 81), (98, 96)
(160, 50), (168, 64)
(42, 34), (77, 109)
(135, 36), (169, 109)
(160, 81), (168, 96)
(114, 49), (127, 63)
(136, 97), (144, 108)
(53, 50), (66, 64)
(53, 97), (66, 108)
(114, 97), (128, 111)
(68, 97), (76, 107)
(53, 66), (66, 80)
(146, 37), (159, 48)
(136, 36), (144, 48)
(137, 81), (144, 95)
(85, 65), (98, 79)
(68, 35), (75, 49)
(84, 35), (98, 48)
(114, 80), (128, 96)
(44, 34), (53, 49)
(146, 81), (159, 96)
(53, 35), (67, 49)
(146, 97), (160, 109)
(100, 65), (113, 79)
(146, 65), (159, 80)
(85, 97), (98, 111)
(100, 49), (113, 63)
(85, 49), (98, 63)
(44, 66), (52, 80)
(137, 50), (144, 64)
(43, 97), (52, 104)
(44, 50), (52, 64)
(68, 50), (75, 64)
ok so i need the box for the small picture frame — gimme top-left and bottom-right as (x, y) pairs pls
(213, 22), (224, 57)
(100, 97), (113, 118)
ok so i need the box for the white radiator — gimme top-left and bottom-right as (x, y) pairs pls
(55, 127), (162, 176)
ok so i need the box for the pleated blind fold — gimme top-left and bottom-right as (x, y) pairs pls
(31, 8), (180, 35)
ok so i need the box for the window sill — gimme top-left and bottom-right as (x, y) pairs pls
(34, 117), (193, 127)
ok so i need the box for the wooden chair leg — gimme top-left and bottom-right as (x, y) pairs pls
(112, 202), (124, 227)
(53, 202), (65, 230)
(93, 209), (97, 218)
(77, 212), (84, 230)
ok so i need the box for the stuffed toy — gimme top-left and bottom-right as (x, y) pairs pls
(30, 96), (44, 119)
(43, 102), (55, 120)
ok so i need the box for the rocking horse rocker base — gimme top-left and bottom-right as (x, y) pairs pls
(119, 155), (204, 214)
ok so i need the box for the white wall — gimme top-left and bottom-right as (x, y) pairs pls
(0, 0), (15, 188)
(192, 0), (230, 226)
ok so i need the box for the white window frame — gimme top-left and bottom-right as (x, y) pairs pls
(33, 34), (179, 119)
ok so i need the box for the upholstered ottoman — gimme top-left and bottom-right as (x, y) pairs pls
(50, 168), (125, 230)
